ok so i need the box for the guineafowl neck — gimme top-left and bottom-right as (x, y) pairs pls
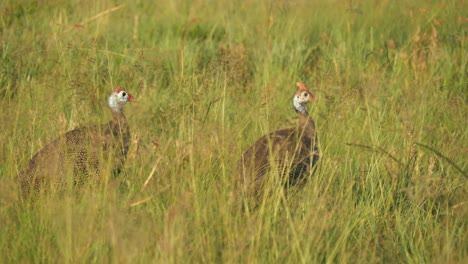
(109, 111), (129, 136)
(298, 112), (316, 135)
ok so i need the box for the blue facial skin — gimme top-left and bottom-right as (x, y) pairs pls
(293, 91), (311, 114)
(108, 90), (130, 113)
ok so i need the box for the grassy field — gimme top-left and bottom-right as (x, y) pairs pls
(1, 0), (467, 262)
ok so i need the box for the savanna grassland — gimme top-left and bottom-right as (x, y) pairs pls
(0, 0), (467, 263)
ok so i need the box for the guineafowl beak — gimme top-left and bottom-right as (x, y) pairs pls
(127, 93), (134, 102)
(309, 93), (317, 102)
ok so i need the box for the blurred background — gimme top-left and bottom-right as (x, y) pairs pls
(0, 0), (466, 262)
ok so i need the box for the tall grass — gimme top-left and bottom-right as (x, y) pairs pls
(1, 0), (466, 262)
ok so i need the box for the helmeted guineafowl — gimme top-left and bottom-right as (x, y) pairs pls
(236, 82), (319, 206)
(19, 87), (133, 196)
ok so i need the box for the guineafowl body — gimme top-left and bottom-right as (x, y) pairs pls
(19, 88), (133, 196)
(236, 82), (319, 204)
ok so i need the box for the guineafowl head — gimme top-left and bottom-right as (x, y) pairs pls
(108, 87), (133, 113)
(293, 82), (316, 114)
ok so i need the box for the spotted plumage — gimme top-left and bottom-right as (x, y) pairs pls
(236, 82), (319, 206)
(19, 88), (133, 196)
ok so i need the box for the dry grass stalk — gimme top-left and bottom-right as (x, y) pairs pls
(129, 185), (170, 207)
(66, 4), (126, 32)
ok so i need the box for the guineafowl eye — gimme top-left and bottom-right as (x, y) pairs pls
(122, 92), (127, 97)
